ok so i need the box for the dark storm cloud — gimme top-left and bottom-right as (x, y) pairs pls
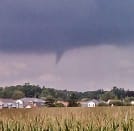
(0, 0), (134, 57)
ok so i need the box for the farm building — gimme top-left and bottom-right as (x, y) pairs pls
(80, 99), (100, 107)
(0, 99), (16, 109)
(16, 99), (24, 108)
(0, 98), (45, 109)
(16, 98), (45, 108)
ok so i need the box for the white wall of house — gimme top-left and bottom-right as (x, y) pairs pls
(88, 101), (96, 107)
(16, 100), (24, 108)
(131, 101), (134, 105)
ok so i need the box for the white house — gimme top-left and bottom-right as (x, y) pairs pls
(88, 101), (96, 107)
(80, 99), (100, 107)
(131, 101), (134, 105)
(87, 99), (99, 107)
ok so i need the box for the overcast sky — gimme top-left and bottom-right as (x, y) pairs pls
(0, 0), (134, 91)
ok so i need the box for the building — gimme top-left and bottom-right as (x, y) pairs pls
(16, 99), (24, 108)
(87, 99), (99, 107)
(131, 101), (134, 105)
(80, 99), (100, 107)
(0, 99), (16, 109)
(16, 98), (45, 108)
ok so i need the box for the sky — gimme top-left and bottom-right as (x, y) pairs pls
(0, 0), (134, 91)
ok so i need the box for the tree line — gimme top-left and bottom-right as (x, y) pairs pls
(0, 83), (133, 102)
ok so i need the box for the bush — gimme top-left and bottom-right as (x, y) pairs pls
(55, 103), (65, 107)
(98, 102), (108, 106)
(123, 102), (131, 106)
(68, 101), (80, 107)
(109, 100), (123, 106)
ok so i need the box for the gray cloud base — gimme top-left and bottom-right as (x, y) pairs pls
(0, 45), (134, 91)
(0, 0), (134, 57)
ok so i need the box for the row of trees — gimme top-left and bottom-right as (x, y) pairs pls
(45, 94), (80, 107)
(0, 83), (133, 102)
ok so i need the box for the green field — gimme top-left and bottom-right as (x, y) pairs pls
(0, 107), (133, 131)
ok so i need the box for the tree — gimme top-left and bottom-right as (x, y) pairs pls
(108, 100), (123, 106)
(22, 84), (41, 97)
(100, 91), (117, 101)
(45, 97), (56, 107)
(12, 90), (25, 99)
(55, 103), (65, 107)
(111, 87), (125, 100)
(68, 93), (79, 107)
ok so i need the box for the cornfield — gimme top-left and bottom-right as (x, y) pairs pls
(0, 107), (133, 131)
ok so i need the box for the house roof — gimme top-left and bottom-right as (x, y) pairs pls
(19, 98), (45, 103)
(0, 99), (15, 104)
(86, 99), (100, 104)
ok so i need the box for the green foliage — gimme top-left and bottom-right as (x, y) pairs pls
(22, 83), (41, 98)
(45, 97), (56, 107)
(125, 97), (134, 102)
(55, 103), (65, 107)
(12, 90), (25, 100)
(68, 93), (80, 107)
(111, 87), (126, 100)
(100, 92), (117, 101)
(123, 102), (131, 106)
(109, 100), (123, 106)
(98, 102), (108, 106)
(0, 84), (133, 104)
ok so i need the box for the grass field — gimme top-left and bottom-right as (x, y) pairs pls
(0, 107), (133, 131)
